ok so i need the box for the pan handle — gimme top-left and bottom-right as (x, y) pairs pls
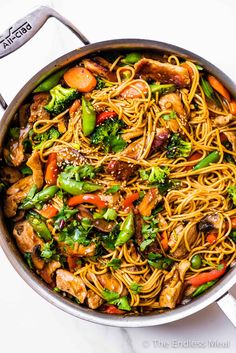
(0, 5), (90, 59)
(216, 292), (236, 327)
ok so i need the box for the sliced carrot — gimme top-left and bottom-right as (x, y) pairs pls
(102, 304), (125, 315)
(206, 232), (217, 244)
(207, 75), (231, 102)
(123, 192), (139, 209)
(120, 81), (148, 98)
(230, 218), (236, 229)
(229, 100), (236, 115)
(185, 152), (202, 171)
(181, 62), (194, 81)
(161, 230), (169, 251)
(69, 99), (81, 118)
(39, 204), (59, 219)
(45, 152), (58, 185)
(64, 67), (97, 93)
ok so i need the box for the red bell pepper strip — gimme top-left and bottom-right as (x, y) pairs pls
(123, 192), (139, 209)
(102, 304), (125, 314)
(45, 153), (58, 185)
(96, 111), (117, 125)
(187, 262), (227, 287)
(67, 194), (107, 209)
(185, 152), (202, 171)
(39, 204), (59, 218)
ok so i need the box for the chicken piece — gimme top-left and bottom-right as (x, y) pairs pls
(19, 103), (30, 127)
(0, 166), (21, 184)
(29, 93), (51, 124)
(159, 259), (190, 309)
(5, 175), (34, 217)
(198, 213), (221, 233)
(138, 188), (162, 217)
(106, 160), (138, 181)
(77, 205), (115, 233)
(39, 261), (61, 284)
(159, 93), (186, 119)
(58, 242), (96, 257)
(135, 58), (190, 88)
(26, 150), (43, 190)
(56, 269), (87, 303)
(13, 220), (43, 253)
(56, 147), (86, 168)
(168, 223), (198, 259)
(122, 129), (144, 142)
(86, 289), (104, 309)
(122, 138), (143, 160)
(82, 58), (117, 82)
(3, 126), (30, 167)
(151, 127), (170, 153)
(212, 114), (233, 127)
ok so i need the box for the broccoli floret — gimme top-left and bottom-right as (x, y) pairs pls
(228, 186), (236, 206)
(139, 166), (170, 184)
(166, 133), (191, 159)
(91, 117), (127, 153)
(44, 84), (79, 116)
(96, 77), (106, 90)
(33, 127), (60, 150)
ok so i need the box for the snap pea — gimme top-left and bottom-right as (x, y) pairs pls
(200, 77), (221, 107)
(191, 254), (202, 269)
(115, 213), (134, 247)
(192, 280), (217, 297)
(82, 97), (96, 136)
(149, 83), (176, 95)
(33, 68), (67, 93)
(193, 151), (220, 171)
(27, 214), (52, 241)
(121, 52), (141, 64)
(20, 185), (59, 210)
(58, 173), (102, 195)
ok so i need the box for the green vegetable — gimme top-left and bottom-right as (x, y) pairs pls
(105, 185), (120, 194)
(121, 52), (141, 64)
(58, 218), (92, 247)
(150, 84), (176, 95)
(147, 252), (173, 270)
(140, 219), (159, 251)
(20, 185), (59, 210)
(91, 117), (127, 153)
(20, 165), (33, 175)
(95, 77), (113, 90)
(103, 208), (118, 221)
(166, 133), (192, 159)
(107, 258), (122, 270)
(62, 165), (98, 181)
(139, 166), (170, 184)
(193, 151), (220, 170)
(162, 111), (177, 121)
(200, 77), (221, 106)
(191, 254), (202, 269)
(82, 96), (96, 136)
(102, 289), (119, 301)
(192, 280), (217, 297)
(100, 224), (120, 250)
(24, 252), (33, 269)
(27, 214), (52, 241)
(9, 127), (20, 139)
(229, 230), (236, 243)
(109, 296), (131, 311)
(0, 182), (6, 193)
(44, 84), (79, 116)
(58, 172), (102, 195)
(40, 241), (56, 259)
(32, 127), (60, 150)
(115, 213), (135, 247)
(33, 68), (67, 93)
(195, 64), (204, 71)
(130, 282), (142, 294)
(228, 186), (236, 206)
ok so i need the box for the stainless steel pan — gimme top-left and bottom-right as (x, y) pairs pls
(0, 6), (236, 327)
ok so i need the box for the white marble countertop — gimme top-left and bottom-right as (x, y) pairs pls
(0, 0), (236, 352)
